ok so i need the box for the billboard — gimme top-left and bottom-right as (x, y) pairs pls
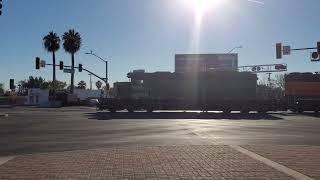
(175, 54), (238, 73)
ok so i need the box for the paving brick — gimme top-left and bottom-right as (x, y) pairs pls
(243, 145), (320, 180)
(0, 145), (292, 179)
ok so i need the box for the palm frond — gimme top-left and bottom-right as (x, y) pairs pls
(43, 31), (60, 52)
(62, 29), (82, 54)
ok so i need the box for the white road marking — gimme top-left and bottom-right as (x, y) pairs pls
(230, 145), (314, 180)
(0, 156), (15, 166)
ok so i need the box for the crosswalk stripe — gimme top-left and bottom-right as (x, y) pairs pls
(230, 145), (314, 180)
(0, 156), (15, 166)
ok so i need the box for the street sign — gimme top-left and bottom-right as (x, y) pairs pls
(63, 68), (75, 73)
(40, 60), (46, 67)
(311, 52), (320, 61)
(283, 46), (291, 55)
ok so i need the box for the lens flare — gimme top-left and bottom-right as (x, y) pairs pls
(182, 0), (228, 52)
(185, 0), (227, 18)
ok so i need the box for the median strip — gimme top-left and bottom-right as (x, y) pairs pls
(230, 145), (314, 180)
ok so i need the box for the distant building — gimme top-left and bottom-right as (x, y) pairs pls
(73, 89), (102, 101)
(25, 88), (49, 106)
(175, 54), (238, 73)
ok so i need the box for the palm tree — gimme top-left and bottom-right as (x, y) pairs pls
(62, 29), (81, 94)
(43, 31), (60, 82)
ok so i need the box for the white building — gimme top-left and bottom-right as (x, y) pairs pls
(73, 89), (102, 101)
(175, 54), (238, 73)
(25, 88), (49, 106)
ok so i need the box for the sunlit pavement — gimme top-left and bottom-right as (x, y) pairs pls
(0, 145), (305, 179)
(0, 107), (320, 179)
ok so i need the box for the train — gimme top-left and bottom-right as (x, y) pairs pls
(285, 72), (320, 113)
(96, 70), (314, 113)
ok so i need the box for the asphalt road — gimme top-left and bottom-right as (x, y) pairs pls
(0, 106), (320, 156)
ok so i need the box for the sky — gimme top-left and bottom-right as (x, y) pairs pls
(1, 0), (320, 90)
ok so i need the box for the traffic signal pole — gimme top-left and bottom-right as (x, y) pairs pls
(276, 41), (320, 60)
(291, 47), (316, 51)
(45, 63), (108, 84)
(84, 51), (108, 85)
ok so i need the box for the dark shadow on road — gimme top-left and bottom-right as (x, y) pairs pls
(85, 112), (283, 120)
(299, 112), (320, 118)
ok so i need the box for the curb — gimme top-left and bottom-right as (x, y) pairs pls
(0, 113), (8, 117)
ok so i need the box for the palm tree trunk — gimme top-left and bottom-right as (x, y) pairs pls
(70, 53), (75, 94)
(52, 51), (56, 82)
(52, 51), (56, 102)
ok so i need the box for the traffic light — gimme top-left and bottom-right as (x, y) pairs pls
(78, 64), (83, 72)
(276, 43), (282, 59)
(35, 57), (40, 69)
(10, 79), (14, 90)
(317, 41), (320, 55)
(106, 83), (110, 90)
(59, 61), (64, 70)
(0, 0), (2, 16)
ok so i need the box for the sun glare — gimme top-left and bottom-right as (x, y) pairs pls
(182, 0), (228, 53)
(184, 0), (227, 17)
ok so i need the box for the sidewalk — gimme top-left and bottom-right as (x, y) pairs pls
(0, 145), (318, 179)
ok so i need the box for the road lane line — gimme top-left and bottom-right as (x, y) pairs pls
(230, 145), (314, 180)
(0, 156), (15, 166)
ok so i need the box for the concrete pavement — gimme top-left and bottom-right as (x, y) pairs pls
(1, 145), (319, 179)
(0, 107), (320, 179)
(0, 145), (296, 179)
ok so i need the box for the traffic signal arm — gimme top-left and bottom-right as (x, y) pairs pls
(36, 61), (107, 84)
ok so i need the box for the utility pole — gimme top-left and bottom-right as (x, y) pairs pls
(85, 51), (108, 85)
(85, 50), (109, 97)
(227, 45), (243, 54)
(89, 73), (92, 90)
(266, 72), (272, 99)
(267, 73), (272, 87)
